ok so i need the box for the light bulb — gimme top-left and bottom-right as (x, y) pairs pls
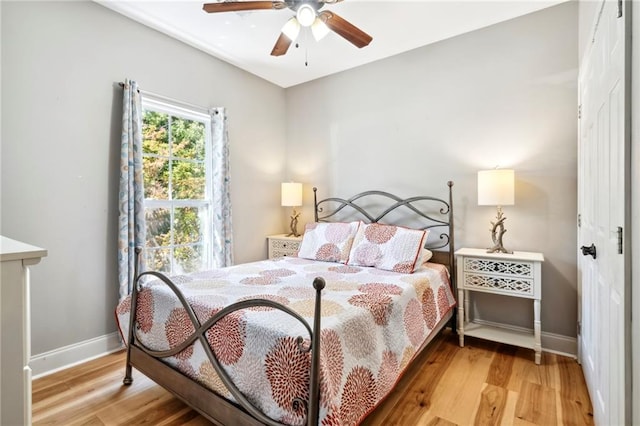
(296, 4), (316, 27)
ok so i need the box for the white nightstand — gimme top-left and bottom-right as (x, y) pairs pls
(455, 248), (544, 364)
(267, 234), (303, 259)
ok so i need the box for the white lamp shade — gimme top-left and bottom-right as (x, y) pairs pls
(478, 169), (515, 206)
(311, 17), (330, 41)
(281, 182), (303, 207)
(281, 17), (301, 41)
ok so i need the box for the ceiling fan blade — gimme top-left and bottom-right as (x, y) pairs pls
(319, 11), (372, 48)
(270, 33), (293, 56)
(203, 1), (286, 13)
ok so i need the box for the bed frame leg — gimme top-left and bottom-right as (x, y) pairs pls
(307, 277), (325, 426)
(123, 247), (142, 386)
(123, 363), (133, 385)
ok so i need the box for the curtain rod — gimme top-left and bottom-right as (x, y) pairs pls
(118, 82), (213, 114)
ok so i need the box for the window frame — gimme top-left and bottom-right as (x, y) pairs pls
(141, 97), (213, 274)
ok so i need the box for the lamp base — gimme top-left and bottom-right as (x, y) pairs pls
(486, 206), (513, 254)
(287, 207), (301, 238)
(486, 245), (513, 254)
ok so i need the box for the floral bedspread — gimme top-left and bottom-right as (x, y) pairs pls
(116, 257), (455, 425)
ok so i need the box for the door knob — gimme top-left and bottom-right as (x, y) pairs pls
(580, 243), (597, 259)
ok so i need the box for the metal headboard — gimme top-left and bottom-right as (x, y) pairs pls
(313, 181), (455, 269)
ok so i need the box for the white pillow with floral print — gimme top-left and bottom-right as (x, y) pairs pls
(297, 221), (360, 264)
(347, 222), (427, 273)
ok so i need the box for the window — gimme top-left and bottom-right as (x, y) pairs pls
(141, 98), (212, 275)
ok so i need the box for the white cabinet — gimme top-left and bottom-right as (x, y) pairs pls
(1, 236), (47, 425)
(267, 234), (302, 259)
(455, 248), (544, 364)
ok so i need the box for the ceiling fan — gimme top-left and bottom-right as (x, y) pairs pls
(202, 0), (373, 56)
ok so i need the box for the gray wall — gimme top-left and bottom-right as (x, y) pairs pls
(286, 2), (579, 341)
(2, 0), (579, 358)
(1, 1), (287, 354)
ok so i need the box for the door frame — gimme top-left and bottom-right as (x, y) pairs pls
(631, 1), (638, 423)
(622, 1), (632, 422)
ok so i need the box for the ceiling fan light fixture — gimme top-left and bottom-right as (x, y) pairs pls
(281, 16), (300, 41)
(311, 17), (330, 41)
(296, 4), (316, 27)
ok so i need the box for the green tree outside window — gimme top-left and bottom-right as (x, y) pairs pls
(141, 105), (211, 274)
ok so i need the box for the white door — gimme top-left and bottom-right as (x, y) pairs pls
(577, 1), (629, 424)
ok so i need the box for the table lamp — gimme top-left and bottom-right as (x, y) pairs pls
(281, 182), (303, 237)
(478, 169), (515, 254)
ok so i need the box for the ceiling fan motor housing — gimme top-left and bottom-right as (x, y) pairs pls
(285, 0), (324, 13)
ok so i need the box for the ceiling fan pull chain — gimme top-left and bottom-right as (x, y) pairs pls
(305, 30), (309, 66)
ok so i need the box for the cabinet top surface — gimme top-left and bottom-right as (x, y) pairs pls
(267, 234), (303, 241)
(1, 236), (48, 261)
(455, 247), (544, 262)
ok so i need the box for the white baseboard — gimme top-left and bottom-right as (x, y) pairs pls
(30, 332), (125, 379)
(472, 319), (577, 358)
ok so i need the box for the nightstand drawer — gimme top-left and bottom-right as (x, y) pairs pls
(463, 257), (534, 278)
(463, 272), (534, 296)
(271, 240), (301, 257)
(267, 234), (302, 259)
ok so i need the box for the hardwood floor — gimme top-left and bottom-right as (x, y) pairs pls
(32, 331), (593, 425)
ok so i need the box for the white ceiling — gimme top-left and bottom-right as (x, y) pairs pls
(97, 0), (565, 88)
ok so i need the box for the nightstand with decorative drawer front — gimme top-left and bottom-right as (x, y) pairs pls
(455, 248), (544, 364)
(267, 234), (303, 259)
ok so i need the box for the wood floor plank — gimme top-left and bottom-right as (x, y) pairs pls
(179, 417), (218, 426)
(474, 383), (507, 425)
(486, 344), (517, 388)
(556, 355), (594, 425)
(32, 352), (127, 410)
(32, 368), (132, 418)
(32, 381), (73, 405)
(423, 338), (496, 425)
(506, 347), (540, 393)
(75, 415), (105, 426)
(515, 381), (557, 425)
(528, 352), (559, 389)
(34, 373), (159, 424)
(33, 331), (593, 426)
(94, 390), (178, 425)
(499, 389), (519, 426)
(367, 333), (459, 425)
(513, 418), (539, 426)
(33, 352), (124, 393)
(155, 407), (208, 426)
(422, 415), (458, 426)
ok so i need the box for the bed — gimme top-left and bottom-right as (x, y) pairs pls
(116, 182), (457, 426)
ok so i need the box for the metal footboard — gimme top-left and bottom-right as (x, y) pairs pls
(123, 248), (325, 426)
